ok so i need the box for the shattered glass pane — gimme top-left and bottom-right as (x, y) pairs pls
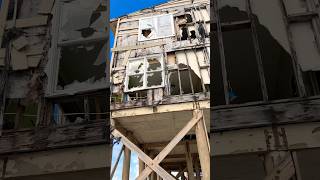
(147, 58), (162, 71)
(57, 41), (106, 90)
(147, 71), (162, 87)
(128, 74), (144, 90)
(60, 0), (107, 41)
(128, 59), (145, 74)
(218, 0), (248, 22)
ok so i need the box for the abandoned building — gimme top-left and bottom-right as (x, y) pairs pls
(0, 0), (110, 179)
(211, 0), (320, 179)
(110, 0), (210, 179)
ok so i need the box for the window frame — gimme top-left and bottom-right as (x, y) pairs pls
(47, 0), (108, 97)
(138, 14), (175, 42)
(124, 54), (165, 92)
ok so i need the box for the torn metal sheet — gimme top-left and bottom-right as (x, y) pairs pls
(291, 22), (320, 71)
(11, 48), (28, 71)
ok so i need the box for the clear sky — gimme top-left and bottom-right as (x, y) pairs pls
(110, 1), (169, 178)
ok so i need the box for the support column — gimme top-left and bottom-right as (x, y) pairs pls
(194, 156), (201, 180)
(195, 113), (210, 180)
(139, 158), (144, 175)
(122, 147), (131, 180)
(185, 141), (195, 180)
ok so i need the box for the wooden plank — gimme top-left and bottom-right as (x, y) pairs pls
(38, 0), (55, 14)
(4, 145), (110, 178)
(6, 16), (48, 28)
(12, 36), (28, 50)
(11, 47), (28, 70)
(27, 55), (42, 68)
(112, 129), (175, 180)
(212, 97), (320, 131)
(195, 115), (210, 180)
(0, 120), (108, 155)
(112, 41), (166, 52)
(122, 147), (131, 180)
(0, 0), (10, 46)
(185, 141), (195, 180)
(137, 110), (203, 179)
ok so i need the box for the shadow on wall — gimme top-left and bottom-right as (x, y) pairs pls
(212, 6), (298, 106)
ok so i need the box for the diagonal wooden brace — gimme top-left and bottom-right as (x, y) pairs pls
(137, 110), (203, 180)
(112, 129), (175, 180)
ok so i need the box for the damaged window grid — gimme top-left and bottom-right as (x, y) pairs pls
(176, 6), (210, 41)
(125, 55), (164, 92)
(48, 0), (108, 95)
(211, 0), (317, 106)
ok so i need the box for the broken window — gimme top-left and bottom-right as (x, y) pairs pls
(168, 49), (208, 95)
(138, 14), (175, 41)
(52, 93), (107, 125)
(59, 0), (107, 41)
(125, 55), (164, 92)
(57, 41), (107, 91)
(48, 0), (108, 95)
(3, 99), (37, 130)
(213, 0), (300, 105)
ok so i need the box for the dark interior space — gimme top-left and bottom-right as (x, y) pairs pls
(58, 41), (106, 89)
(212, 5), (298, 105)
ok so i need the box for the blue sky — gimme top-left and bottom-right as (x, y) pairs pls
(110, 1), (169, 178)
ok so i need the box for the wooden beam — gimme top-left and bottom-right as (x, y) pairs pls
(111, 41), (166, 52)
(0, 120), (108, 155)
(195, 114), (210, 180)
(212, 97), (320, 131)
(185, 141), (195, 180)
(112, 129), (175, 180)
(122, 147), (131, 180)
(137, 110), (203, 179)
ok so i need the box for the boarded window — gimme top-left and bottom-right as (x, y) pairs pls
(138, 14), (175, 41)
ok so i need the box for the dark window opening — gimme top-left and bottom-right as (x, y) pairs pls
(128, 74), (143, 90)
(181, 26), (189, 40)
(223, 28), (263, 104)
(211, 31), (226, 106)
(52, 97), (86, 125)
(142, 29), (152, 38)
(57, 41), (106, 90)
(147, 71), (162, 87)
(3, 99), (37, 130)
(255, 15), (298, 100)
